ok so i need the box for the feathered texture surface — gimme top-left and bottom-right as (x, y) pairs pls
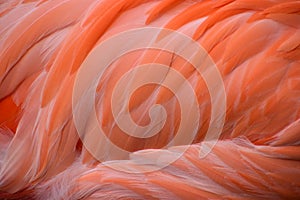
(0, 0), (299, 199)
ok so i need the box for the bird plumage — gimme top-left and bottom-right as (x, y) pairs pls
(0, 0), (299, 199)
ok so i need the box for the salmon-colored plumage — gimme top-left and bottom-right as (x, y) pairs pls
(0, 0), (299, 199)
